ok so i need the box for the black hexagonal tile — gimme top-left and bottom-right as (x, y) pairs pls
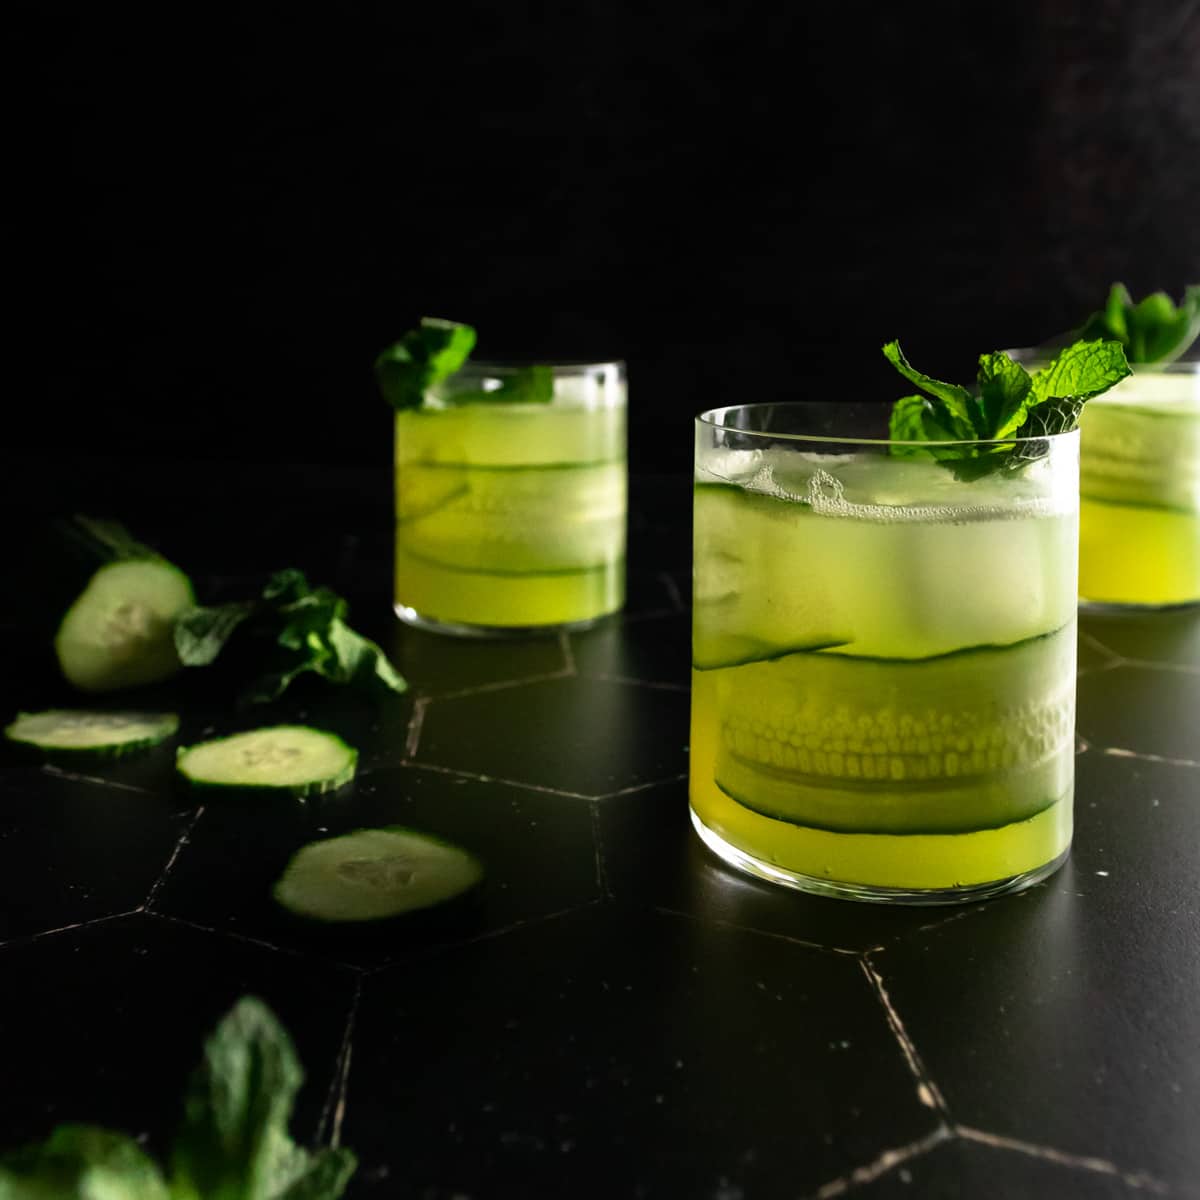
(343, 905), (937, 1198)
(1077, 665), (1200, 761)
(415, 676), (689, 797)
(570, 611), (691, 687)
(1080, 606), (1200, 668)
(0, 912), (354, 1158)
(148, 766), (601, 969)
(0, 769), (191, 941)
(863, 756), (1200, 1189)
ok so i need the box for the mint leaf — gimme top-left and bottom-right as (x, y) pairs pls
(887, 395), (968, 461)
(375, 317), (477, 410)
(1029, 339), (1132, 411)
(881, 341), (979, 438)
(174, 602), (255, 667)
(885, 338), (1130, 474)
(0, 1126), (170, 1199)
(976, 352), (1033, 438)
(1077, 282), (1200, 363)
(169, 997), (355, 1200)
(174, 570), (406, 705)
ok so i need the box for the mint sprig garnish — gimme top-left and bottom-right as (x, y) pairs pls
(449, 364), (555, 406)
(0, 998), (356, 1200)
(375, 319), (556, 409)
(1077, 282), (1200, 363)
(884, 339), (1131, 473)
(175, 568), (406, 706)
(374, 317), (477, 411)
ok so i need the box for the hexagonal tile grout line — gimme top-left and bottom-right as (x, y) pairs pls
(1101, 746), (1200, 770)
(143, 805), (207, 909)
(316, 974), (362, 1148)
(1078, 629), (1125, 664)
(799, 1127), (953, 1198)
(362, 758), (688, 804)
(799, 1125), (1175, 1199)
(0, 908), (143, 954)
(848, 947), (1176, 1199)
(39, 764), (155, 795)
(953, 1127), (1173, 1195)
(359, 898), (608, 979)
(650, 905), (863, 961)
(858, 953), (949, 1120)
(1077, 626), (1200, 679)
(142, 908), (363, 973)
(1076, 659), (1125, 680)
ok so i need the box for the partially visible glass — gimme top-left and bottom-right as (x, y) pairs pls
(393, 361), (626, 635)
(1076, 362), (1200, 607)
(689, 403), (1079, 904)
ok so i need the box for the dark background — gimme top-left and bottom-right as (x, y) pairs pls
(10, 1), (1200, 480)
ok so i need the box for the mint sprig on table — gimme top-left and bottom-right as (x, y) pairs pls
(375, 317), (554, 408)
(1076, 282), (1200, 364)
(175, 568), (405, 706)
(884, 339), (1131, 473)
(0, 997), (356, 1200)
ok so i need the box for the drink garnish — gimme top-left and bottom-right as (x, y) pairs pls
(375, 317), (555, 408)
(375, 316), (477, 410)
(1076, 283), (1200, 364)
(884, 339), (1131, 474)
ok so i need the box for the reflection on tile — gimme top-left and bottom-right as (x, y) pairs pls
(1080, 606), (1200, 668)
(595, 782), (992, 954)
(347, 906), (936, 1198)
(0, 913), (353, 1157)
(571, 612), (691, 687)
(416, 677), (690, 797)
(148, 767), (601, 969)
(1077, 665), (1200, 761)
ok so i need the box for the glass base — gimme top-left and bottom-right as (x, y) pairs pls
(690, 809), (1070, 907)
(393, 603), (610, 639)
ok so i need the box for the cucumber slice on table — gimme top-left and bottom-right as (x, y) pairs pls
(4, 709), (179, 757)
(274, 827), (483, 922)
(176, 726), (357, 797)
(46, 518), (195, 692)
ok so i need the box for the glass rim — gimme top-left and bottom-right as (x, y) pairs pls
(448, 359), (626, 377)
(695, 402), (1080, 449)
(1006, 346), (1200, 375)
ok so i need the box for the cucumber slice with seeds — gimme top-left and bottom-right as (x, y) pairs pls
(273, 827), (483, 922)
(47, 517), (196, 694)
(176, 726), (357, 797)
(4, 709), (179, 757)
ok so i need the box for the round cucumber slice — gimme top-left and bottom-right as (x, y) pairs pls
(273, 827), (483, 922)
(4, 709), (179, 757)
(176, 726), (357, 797)
(55, 559), (195, 692)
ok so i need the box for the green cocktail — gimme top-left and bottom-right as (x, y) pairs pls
(1021, 283), (1200, 606)
(1077, 363), (1200, 607)
(393, 361), (627, 633)
(688, 339), (1129, 903)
